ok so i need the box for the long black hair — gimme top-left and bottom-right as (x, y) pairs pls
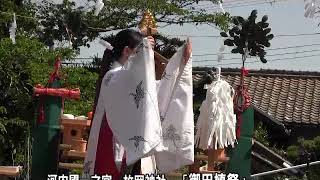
(102, 29), (143, 74)
(93, 29), (143, 111)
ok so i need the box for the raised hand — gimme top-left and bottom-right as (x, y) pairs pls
(183, 38), (192, 65)
(147, 36), (155, 49)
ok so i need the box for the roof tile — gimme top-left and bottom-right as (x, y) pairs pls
(193, 68), (320, 125)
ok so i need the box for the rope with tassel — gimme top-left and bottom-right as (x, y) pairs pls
(233, 43), (251, 139)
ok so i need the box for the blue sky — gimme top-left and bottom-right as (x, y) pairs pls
(78, 0), (320, 72)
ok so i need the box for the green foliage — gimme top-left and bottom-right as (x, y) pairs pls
(301, 139), (316, 152)
(154, 34), (185, 58)
(0, 36), (99, 180)
(99, 33), (185, 67)
(286, 136), (320, 180)
(0, 36), (74, 170)
(254, 121), (270, 146)
(287, 145), (299, 161)
(0, 0), (37, 39)
(70, 160), (83, 174)
(1, 0), (231, 50)
(287, 137), (320, 161)
(220, 10), (274, 63)
(62, 67), (98, 115)
(0, 1), (232, 176)
(313, 136), (320, 152)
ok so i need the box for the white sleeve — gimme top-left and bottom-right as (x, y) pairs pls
(155, 43), (194, 173)
(100, 38), (162, 165)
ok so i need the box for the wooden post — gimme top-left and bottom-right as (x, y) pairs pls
(226, 106), (254, 179)
(0, 166), (22, 177)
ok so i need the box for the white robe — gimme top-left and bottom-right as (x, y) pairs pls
(154, 43), (194, 173)
(102, 38), (162, 165)
(141, 44), (194, 174)
(84, 38), (193, 175)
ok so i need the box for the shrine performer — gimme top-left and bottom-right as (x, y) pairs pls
(84, 28), (193, 179)
(84, 29), (155, 179)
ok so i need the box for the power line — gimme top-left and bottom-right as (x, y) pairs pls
(204, 0), (288, 10)
(223, 0), (270, 4)
(167, 32), (320, 38)
(194, 48), (320, 62)
(193, 43), (320, 57)
(194, 0), (278, 9)
(68, 48), (320, 64)
(71, 57), (98, 60)
(200, 53), (320, 66)
(70, 43), (320, 61)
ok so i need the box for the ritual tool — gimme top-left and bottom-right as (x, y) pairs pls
(138, 9), (168, 80)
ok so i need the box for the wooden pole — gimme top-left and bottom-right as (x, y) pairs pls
(0, 166), (22, 177)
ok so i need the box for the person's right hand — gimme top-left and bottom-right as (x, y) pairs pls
(183, 38), (192, 65)
(147, 36), (155, 49)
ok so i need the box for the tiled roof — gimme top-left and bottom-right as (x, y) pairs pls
(193, 67), (320, 126)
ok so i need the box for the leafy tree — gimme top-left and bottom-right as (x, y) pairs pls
(0, 1), (233, 177)
(0, 36), (73, 176)
(37, 0), (230, 50)
(100, 33), (185, 60)
(153, 34), (185, 58)
(286, 136), (320, 180)
(254, 121), (270, 146)
(62, 67), (98, 116)
(220, 10), (274, 64)
(0, 0), (37, 39)
(1, 0), (231, 50)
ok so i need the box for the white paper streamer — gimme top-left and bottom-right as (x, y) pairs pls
(99, 39), (113, 50)
(94, 0), (104, 16)
(195, 79), (237, 150)
(9, 13), (17, 44)
(219, 0), (225, 14)
(217, 40), (225, 62)
(217, 0), (226, 62)
(217, 54), (224, 62)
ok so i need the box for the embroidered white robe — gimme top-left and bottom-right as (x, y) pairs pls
(84, 38), (194, 176)
(154, 44), (194, 173)
(84, 38), (162, 177)
(102, 38), (162, 165)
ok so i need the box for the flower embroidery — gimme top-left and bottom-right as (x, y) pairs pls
(129, 81), (145, 109)
(129, 136), (147, 151)
(163, 124), (181, 148)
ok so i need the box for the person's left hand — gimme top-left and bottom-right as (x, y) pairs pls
(183, 38), (192, 65)
(147, 36), (155, 49)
